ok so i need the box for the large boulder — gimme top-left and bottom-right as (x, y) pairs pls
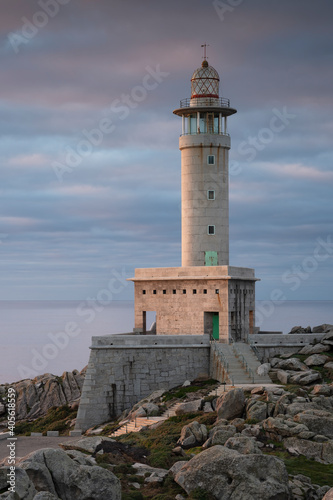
(313, 324), (333, 334)
(322, 331), (333, 345)
(203, 424), (237, 448)
(216, 388), (245, 421)
(299, 344), (331, 355)
(0, 467), (37, 499)
(257, 363), (271, 376)
(294, 410), (333, 439)
(175, 399), (202, 416)
(19, 448), (121, 500)
(177, 421), (207, 449)
(174, 445), (291, 499)
(274, 358), (308, 371)
(304, 354), (330, 366)
(289, 370), (322, 386)
(262, 417), (309, 441)
(284, 437), (333, 464)
(61, 436), (116, 454)
(246, 400), (267, 422)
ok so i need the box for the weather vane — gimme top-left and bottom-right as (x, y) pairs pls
(201, 43), (210, 60)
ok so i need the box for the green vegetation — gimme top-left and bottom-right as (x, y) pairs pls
(15, 405), (77, 436)
(117, 412), (216, 469)
(263, 450), (333, 487)
(162, 379), (218, 402)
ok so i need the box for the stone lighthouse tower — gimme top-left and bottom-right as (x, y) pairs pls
(173, 58), (236, 268)
(130, 55), (257, 343)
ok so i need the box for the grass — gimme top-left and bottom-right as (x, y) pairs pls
(117, 412), (216, 469)
(263, 450), (333, 487)
(14, 405), (77, 436)
(162, 379), (218, 402)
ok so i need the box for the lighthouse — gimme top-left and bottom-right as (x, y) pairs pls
(173, 57), (236, 267)
(130, 54), (258, 343)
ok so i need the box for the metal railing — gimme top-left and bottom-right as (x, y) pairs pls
(179, 97), (231, 108)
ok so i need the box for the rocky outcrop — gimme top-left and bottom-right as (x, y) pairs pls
(174, 445), (291, 499)
(1, 369), (86, 421)
(15, 448), (121, 500)
(175, 399), (202, 415)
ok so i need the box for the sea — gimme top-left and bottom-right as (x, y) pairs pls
(0, 300), (332, 385)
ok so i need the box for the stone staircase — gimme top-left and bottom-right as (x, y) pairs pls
(212, 341), (272, 385)
(109, 401), (182, 437)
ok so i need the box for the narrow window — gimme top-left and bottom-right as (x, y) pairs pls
(163, 289), (166, 295)
(216, 289), (219, 294)
(173, 289), (176, 294)
(207, 155), (215, 165)
(183, 289), (186, 294)
(153, 290), (157, 295)
(207, 190), (215, 200)
(142, 290), (146, 295)
(208, 225), (215, 235)
(203, 289), (207, 294)
(193, 289), (197, 294)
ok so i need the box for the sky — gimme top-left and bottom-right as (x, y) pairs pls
(1, 0), (333, 302)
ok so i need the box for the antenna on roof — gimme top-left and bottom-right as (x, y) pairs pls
(201, 43), (210, 60)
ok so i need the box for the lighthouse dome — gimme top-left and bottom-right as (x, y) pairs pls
(191, 60), (220, 99)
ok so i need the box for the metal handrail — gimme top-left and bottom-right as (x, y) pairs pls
(179, 97), (231, 108)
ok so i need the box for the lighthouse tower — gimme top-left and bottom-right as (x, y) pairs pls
(173, 58), (236, 267)
(130, 54), (257, 343)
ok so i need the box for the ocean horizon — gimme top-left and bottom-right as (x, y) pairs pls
(0, 300), (332, 385)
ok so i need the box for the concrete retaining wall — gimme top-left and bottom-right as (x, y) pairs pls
(75, 334), (210, 431)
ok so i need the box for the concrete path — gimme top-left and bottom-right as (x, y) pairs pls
(0, 436), (82, 464)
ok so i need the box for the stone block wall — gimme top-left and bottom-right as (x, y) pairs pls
(75, 334), (210, 431)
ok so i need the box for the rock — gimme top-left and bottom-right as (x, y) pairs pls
(64, 450), (96, 466)
(312, 384), (332, 396)
(277, 370), (290, 385)
(275, 358), (308, 371)
(304, 354), (330, 366)
(203, 401), (213, 413)
(246, 400), (267, 422)
(169, 461), (187, 477)
(216, 388), (245, 421)
(182, 380), (191, 387)
(262, 417), (309, 441)
(322, 331), (333, 345)
(0, 403), (6, 416)
(257, 363), (271, 376)
(61, 436), (116, 454)
(142, 402), (159, 416)
(133, 463), (168, 479)
(33, 494), (60, 500)
(131, 406), (147, 418)
(283, 437), (333, 464)
(289, 370), (322, 385)
(174, 445), (291, 499)
(313, 324), (333, 334)
(10, 368), (86, 420)
(177, 421), (207, 449)
(0, 467), (37, 499)
(322, 487), (333, 499)
(294, 410), (333, 439)
(175, 399), (202, 415)
(225, 436), (263, 454)
(19, 448), (121, 499)
(299, 344), (331, 355)
(290, 326), (306, 334)
(251, 386), (265, 395)
(325, 362), (333, 374)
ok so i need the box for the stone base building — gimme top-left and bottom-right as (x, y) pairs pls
(130, 265), (257, 342)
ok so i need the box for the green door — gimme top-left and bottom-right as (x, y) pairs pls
(212, 312), (219, 340)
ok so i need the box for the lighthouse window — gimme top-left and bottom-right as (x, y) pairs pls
(208, 225), (215, 235)
(207, 190), (215, 200)
(207, 155), (215, 165)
